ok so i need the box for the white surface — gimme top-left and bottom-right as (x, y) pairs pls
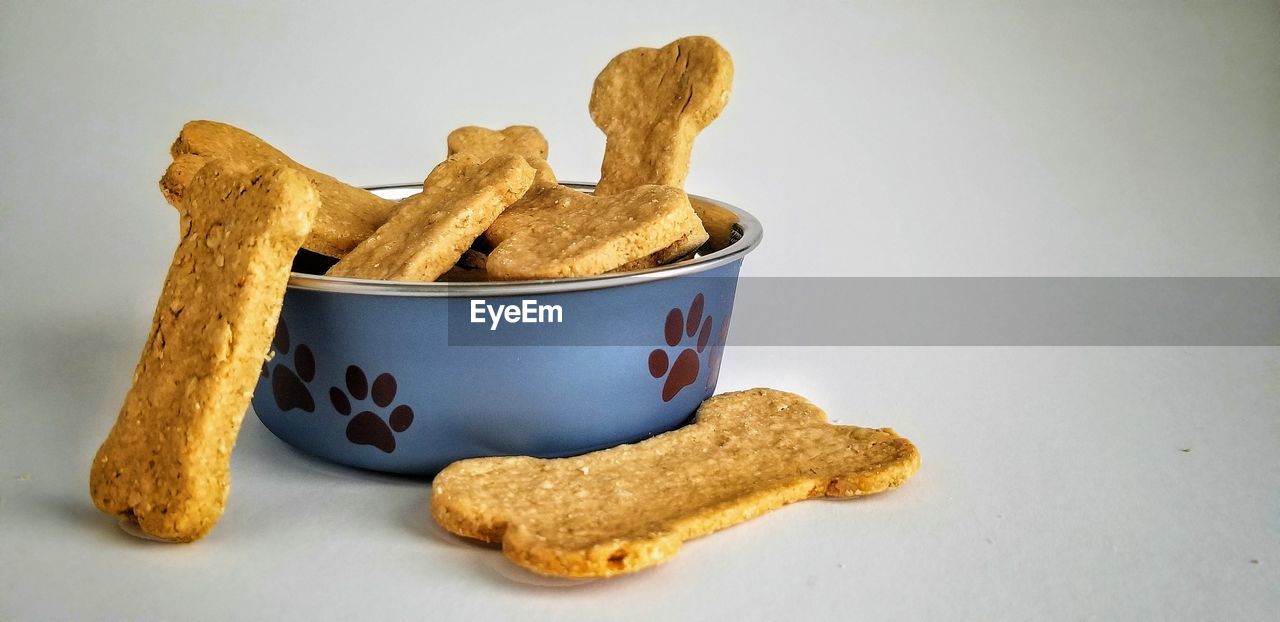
(2, 1), (1278, 620)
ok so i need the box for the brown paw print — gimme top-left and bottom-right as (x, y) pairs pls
(648, 293), (713, 402)
(263, 320), (316, 412)
(329, 365), (414, 453)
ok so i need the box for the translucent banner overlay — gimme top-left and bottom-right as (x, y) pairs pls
(445, 278), (1280, 346)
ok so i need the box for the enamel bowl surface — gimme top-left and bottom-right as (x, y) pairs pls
(251, 183), (761, 474)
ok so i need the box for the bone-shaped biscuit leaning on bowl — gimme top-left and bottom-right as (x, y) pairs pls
(160, 120), (397, 258)
(91, 160), (319, 542)
(432, 389), (921, 578)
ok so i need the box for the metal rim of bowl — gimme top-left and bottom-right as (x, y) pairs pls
(286, 182), (763, 297)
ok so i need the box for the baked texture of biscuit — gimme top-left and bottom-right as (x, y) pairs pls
(326, 154), (534, 282)
(445, 125), (555, 186)
(608, 226), (706, 272)
(485, 184), (699, 280)
(590, 36), (732, 194)
(610, 197), (739, 272)
(447, 125), (565, 248)
(589, 35), (731, 265)
(432, 388), (920, 577)
(482, 182), (577, 247)
(481, 163), (561, 247)
(91, 160), (319, 542)
(447, 125), (548, 160)
(160, 120), (396, 258)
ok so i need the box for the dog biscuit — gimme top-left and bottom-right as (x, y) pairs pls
(446, 125), (556, 187)
(447, 125), (567, 249)
(612, 197), (739, 271)
(481, 181), (577, 247)
(90, 160), (319, 542)
(432, 388), (920, 577)
(609, 226), (707, 272)
(480, 169), (567, 248)
(589, 36), (731, 265)
(590, 36), (733, 193)
(447, 125), (548, 161)
(485, 184), (699, 280)
(160, 120), (397, 258)
(326, 154), (534, 282)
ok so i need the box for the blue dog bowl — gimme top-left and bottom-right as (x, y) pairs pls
(252, 183), (762, 474)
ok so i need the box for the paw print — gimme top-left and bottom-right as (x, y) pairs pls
(648, 293), (713, 402)
(264, 320), (316, 412)
(329, 365), (415, 453)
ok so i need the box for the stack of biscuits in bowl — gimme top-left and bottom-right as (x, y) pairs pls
(159, 35), (735, 282)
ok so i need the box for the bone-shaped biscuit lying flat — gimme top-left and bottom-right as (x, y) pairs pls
(160, 120), (397, 258)
(431, 388), (921, 577)
(91, 160), (319, 542)
(326, 154), (534, 282)
(589, 36), (732, 266)
(484, 183), (701, 280)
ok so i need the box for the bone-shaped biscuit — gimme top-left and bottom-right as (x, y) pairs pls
(613, 197), (739, 271)
(589, 36), (731, 267)
(91, 160), (319, 542)
(447, 125), (548, 161)
(326, 154), (534, 282)
(485, 183), (700, 280)
(610, 193), (754, 272)
(481, 181), (571, 248)
(590, 36), (733, 194)
(160, 120), (397, 258)
(609, 226), (707, 272)
(431, 388), (920, 577)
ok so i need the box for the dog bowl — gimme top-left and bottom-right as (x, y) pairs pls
(251, 182), (762, 474)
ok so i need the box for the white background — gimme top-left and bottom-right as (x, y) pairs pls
(1, 1), (1277, 620)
